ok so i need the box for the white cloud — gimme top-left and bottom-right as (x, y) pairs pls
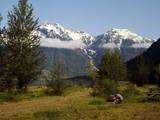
(40, 38), (85, 50)
(102, 43), (120, 49)
(130, 43), (151, 48)
(102, 42), (152, 49)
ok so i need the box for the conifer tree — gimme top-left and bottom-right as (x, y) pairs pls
(98, 49), (127, 81)
(0, 14), (6, 75)
(154, 64), (160, 87)
(91, 49), (125, 96)
(5, 0), (45, 89)
(0, 14), (7, 91)
(130, 55), (149, 86)
(0, 13), (3, 76)
(45, 61), (68, 95)
(0, 14), (13, 91)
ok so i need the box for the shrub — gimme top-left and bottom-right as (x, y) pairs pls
(44, 61), (68, 95)
(0, 91), (20, 102)
(121, 86), (142, 101)
(78, 80), (85, 87)
(41, 88), (55, 96)
(92, 78), (119, 98)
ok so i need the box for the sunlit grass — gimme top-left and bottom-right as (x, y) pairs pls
(0, 85), (160, 120)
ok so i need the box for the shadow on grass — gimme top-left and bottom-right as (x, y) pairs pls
(88, 99), (105, 105)
(33, 109), (62, 120)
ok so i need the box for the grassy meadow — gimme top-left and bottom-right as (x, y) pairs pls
(0, 84), (160, 120)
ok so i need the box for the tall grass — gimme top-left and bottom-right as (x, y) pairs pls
(0, 88), (46, 102)
(0, 90), (20, 102)
(121, 86), (146, 102)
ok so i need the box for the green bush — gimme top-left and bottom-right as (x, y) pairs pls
(78, 80), (85, 87)
(41, 88), (56, 96)
(121, 86), (143, 101)
(0, 91), (20, 102)
(45, 61), (69, 95)
(92, 78), (119, 98)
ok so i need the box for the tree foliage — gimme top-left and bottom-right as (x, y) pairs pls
(130, 55), (149, 86)
(91, 49), (126, 96)
(0, 14), (12, 91)
(3, 0), (45, 90)
(98, 49), (127, 81)
(0, 13), (5, 76)
(0, 13), (3, 75)
(153, 64), (160, 86)
(45, 61), (68, 95)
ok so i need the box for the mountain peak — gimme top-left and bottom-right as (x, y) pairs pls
(108, 28), (131, 34)
(103, 28), (150, 43)
(43, 20), (50, 26)
(54, 23), (63, 28)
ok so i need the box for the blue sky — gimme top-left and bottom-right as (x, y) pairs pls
(0, 0), (159, 39)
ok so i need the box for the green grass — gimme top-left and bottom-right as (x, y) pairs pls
(0, 86), (89, 103)
(88, 98), (105, 105)
(0, 85), (160, 120)
(33, 109), (62, 120)
(0, 87), (46, 103)
(63, 86), (89, 96)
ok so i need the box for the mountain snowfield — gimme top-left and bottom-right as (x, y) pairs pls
(37, 21), (155, 60)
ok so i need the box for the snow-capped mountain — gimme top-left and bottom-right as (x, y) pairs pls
(91, 28), (154, 49)
(38, 21), (154, 51)
(37, 21), (155, 76)
(103, 28), (152, 43)
(38, 21), (95, 47)
(87, 28), (154, 61)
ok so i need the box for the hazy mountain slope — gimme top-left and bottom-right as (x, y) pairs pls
(40, 47), (90, 77)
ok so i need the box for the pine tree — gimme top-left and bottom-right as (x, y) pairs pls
(0, 14), (8, 91)
(4, 0), (46, 90)
(130, 55), (149, 86)
(0, 13), (5, 75)
(154, 64), (160, 87)
(0, 13), (3, 76)
(91, 49), (126, 96)
(98, 49), (127, 81)
(0, 13), (3, 89)
(45, 61), (68, 95)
